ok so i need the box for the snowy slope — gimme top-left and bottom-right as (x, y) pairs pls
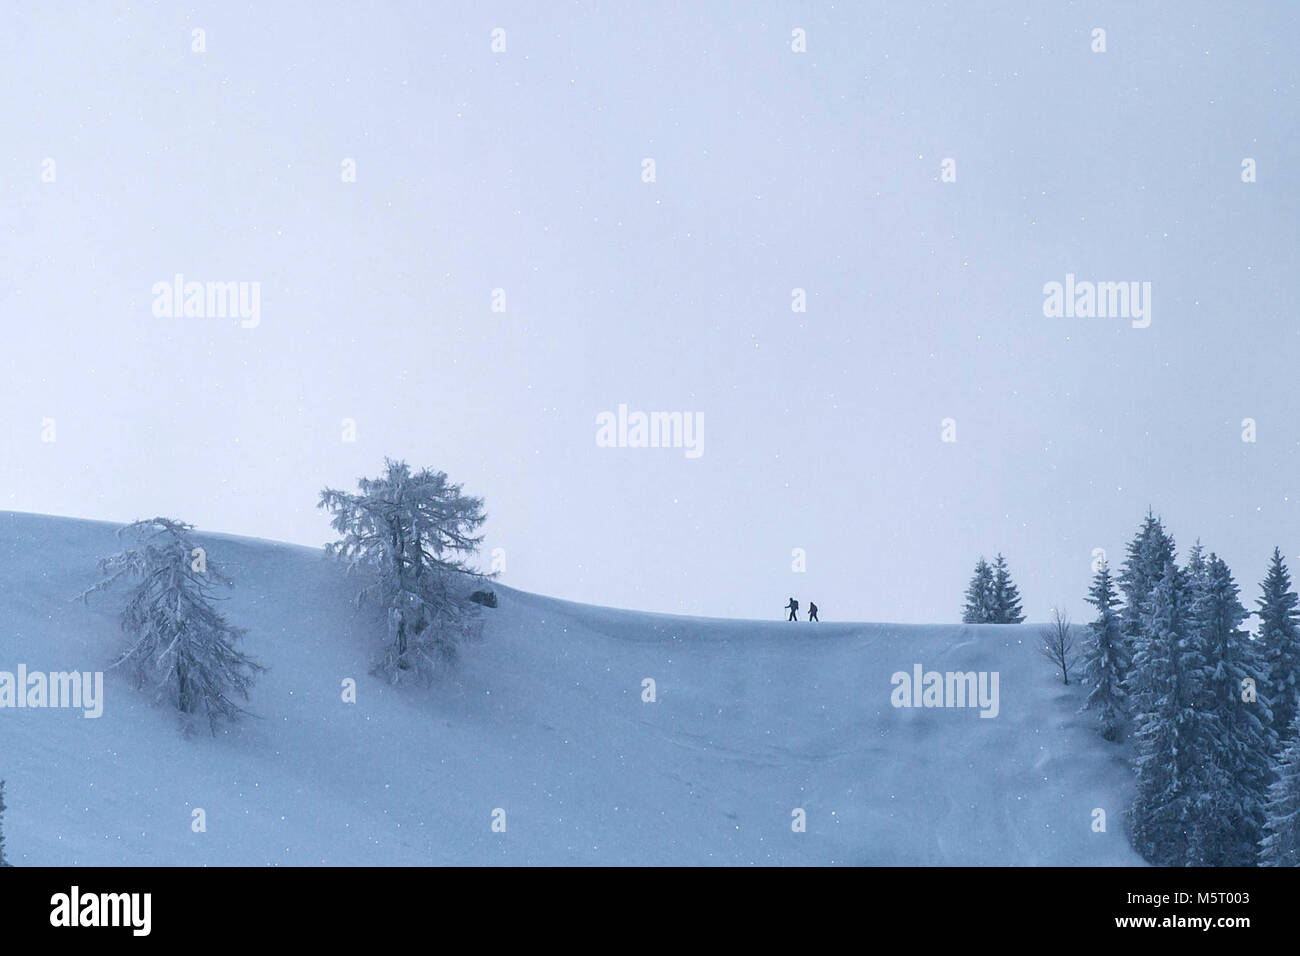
(0, 511), (1142, 865)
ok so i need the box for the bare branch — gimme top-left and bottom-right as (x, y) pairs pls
(1038, 607), (1079, 685)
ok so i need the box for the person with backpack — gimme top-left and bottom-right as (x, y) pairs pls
(808, 602), (819, 622)
(785, 597), (799, 621)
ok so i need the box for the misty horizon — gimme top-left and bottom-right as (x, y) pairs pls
(3, 2), (1297, 626)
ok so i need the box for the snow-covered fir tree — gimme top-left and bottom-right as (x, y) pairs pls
(1187, 553), (1276, 865)
(82, 518), (264, 734)
(1080, 561), (1127, 742)
(1260, 713), (1300, 866)
(990, 553), (1025, 623)
(1117, 511), (1177, 708)
(961, 558), (997, 623)
(1128, 559), (1217, 866)
(1185, 540), (1208, 590)
(319, 459), (488, 684)
(1257, 547), (1300, 752)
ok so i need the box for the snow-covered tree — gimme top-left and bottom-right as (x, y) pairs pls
(1128, 559), (1215, 866)
(1118, 511), (1177, 711)
(81, 518), (264, 734)
(1257, 547), (1300, 751)
(319, 459), (488, 684)
(990, 553), (1025, 623)
(1184, 540), (1208, 592)
(961, 558), (997, 623)
(1187, 553), (1275, 866)
(1260, 713), (1300, 866)
(1118, 511), (1175, 624)
(1080, 561), (1128, 741)
(0, 779), (7, 866)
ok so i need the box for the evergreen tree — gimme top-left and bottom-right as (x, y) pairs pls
(1187, 554), (1275, 865)
(1257, 547), (1300, 751)
(1185, 540), (1208, 591)
(1129, 559), (1213, 866)
(81, 518), (265, 734)
(961, 558), (997, 623)
(991, 553), (1025, 623)
(1118, 511), (1177, 713)
(1080, 561), (1127, 741)
(319, 459), (488, 684)
(0, 779), (6, 866)
(1260, 713), (1300, 866)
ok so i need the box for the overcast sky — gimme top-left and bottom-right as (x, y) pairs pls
(3, 1), (1298, 624)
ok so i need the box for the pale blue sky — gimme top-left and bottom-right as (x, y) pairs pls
(3, 1), (1298, 623)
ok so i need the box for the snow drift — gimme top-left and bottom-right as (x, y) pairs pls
(0, 511), (1142, 865)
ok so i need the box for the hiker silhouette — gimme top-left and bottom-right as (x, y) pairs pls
(808, 602), (819, 622)
(785, 597), (799, 621)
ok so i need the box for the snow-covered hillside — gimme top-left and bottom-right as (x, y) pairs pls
(0, 511), (1142, 865)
